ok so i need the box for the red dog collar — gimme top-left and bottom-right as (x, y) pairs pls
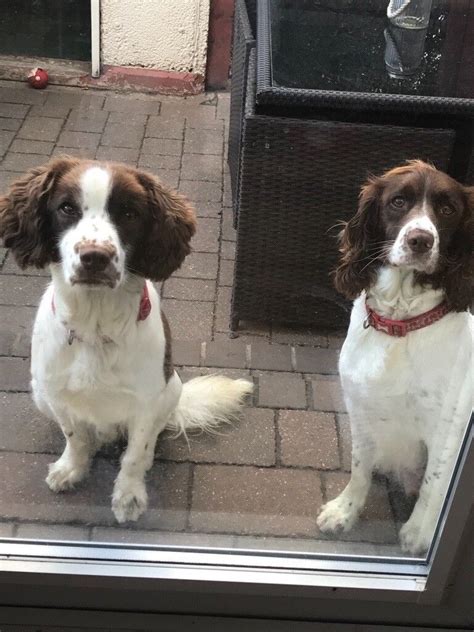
(364, 299), (450, 337)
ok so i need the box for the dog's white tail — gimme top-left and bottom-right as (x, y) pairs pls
(166, 375), (253, 436)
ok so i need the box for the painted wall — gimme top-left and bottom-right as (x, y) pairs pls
(101, 0), (210, 75)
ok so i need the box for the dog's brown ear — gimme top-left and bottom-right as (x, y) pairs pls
(433, 185), (473, 312)
(333, 177), (384, 299)
(132, 170), (196, 281)
(0, 156), (79, 268)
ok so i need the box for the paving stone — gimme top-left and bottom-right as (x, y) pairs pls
(0, 357), (30, 391)
(174, 252), (218, 280)
(278, 411), (339, 469)
(181, 153), (222, 182)
(0, 247), (7, 266)
(42, 91), (83, 108)
(66, 108), (109, 133)
(138, 153), (180, 171)
(179, 179), (221, 202)
(179, 366), (251, 383)
(216, 93), (231, 120)
(57, 130), (101, 150)
(0, 274), (48, 306)
(328, 335), (345, 349)
(294, 347), (339, 374)
(0, 522), (14, 536)
(92, 527), (234, 547)
(0, 330), (30, 357)
(9, 139), (54, 156)
(160, 98), (217, 125)
(194, 201), (221, 218)
(0, 452), (189, 530)
(0, 130), (15, 156)
(29, 103), (71, 118)
(0, 170), (23, 191)
(0, 87), (47, 105)
(203, 340), (247, 368)
(0, 392), (62, 453)
(191, 465), (322, 536)
(1, 253), (50, 276)
(184, 128), (223, 155)
(214, 286), (232, 332)
(161, 298), (213, 339)
(0, 118), (23, 132)
(52, 146), (97, 160)
(16, 523), (89, 541)
(322, 472), (397, 543)
(218, 258), (234, 286)
(220, 240), (235, 260)
(107, 111), (148, 126)
(141, 137), (182, 156)
(257, 371), (307, 409)
(272, 325), (329, 347)
(337, 413), (352, 472)
(311, 377), (347, 413)
(1, 152), (45, 171)
(163, 277), (215, 302)
(101, 122), (144, 149)
(96, 146), (139, 165)
(186, 116), (224, 132)
(172, 340), (202, 366)
(248, 341), (293, 372)
(145, 115), (185, 140)
(159, 408), (274, 466)
(18, 116), (63, 141)
(103, 95), (161, 115)
(221, 209), (236, 241)
(192, 218), (220, 253)
(0, 103), (29, 118)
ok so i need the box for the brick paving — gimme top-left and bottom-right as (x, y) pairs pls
(0, 81), (409, 554)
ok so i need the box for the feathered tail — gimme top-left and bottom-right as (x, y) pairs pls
(166, 375), (253, 436)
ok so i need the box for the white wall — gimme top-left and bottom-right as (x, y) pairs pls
(101, 0), (210, 75)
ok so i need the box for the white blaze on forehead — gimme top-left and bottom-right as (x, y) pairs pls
(80, 166), (111, 213)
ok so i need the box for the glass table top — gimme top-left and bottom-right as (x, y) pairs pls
(268, 0), (473, 99)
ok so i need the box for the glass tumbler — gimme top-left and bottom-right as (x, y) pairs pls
(387, 0), (433, 30)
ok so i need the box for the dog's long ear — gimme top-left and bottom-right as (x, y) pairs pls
(437, 186), (473, 312)
(0, 156), (79, 268)
(333, 177), (384, 299)
(132, 170), (196, 281)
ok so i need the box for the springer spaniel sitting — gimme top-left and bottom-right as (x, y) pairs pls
(317, 161), (473, 555)
(0, 157), (252, 523)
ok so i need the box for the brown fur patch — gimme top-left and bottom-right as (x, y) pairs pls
(161, 309), (173, 382)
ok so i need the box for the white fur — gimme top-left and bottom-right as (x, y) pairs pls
(317, 267), (473, 555)
(30, 167), (253, 523)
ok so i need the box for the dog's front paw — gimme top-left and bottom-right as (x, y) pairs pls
(317, 495), (360, 534)
(112, 479), (147, 523)
(46, 459), (88, 492)
(399, 516), (431, 555)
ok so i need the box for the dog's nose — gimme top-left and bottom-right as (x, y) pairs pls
(406, 229), (434, 254)
(79, 246), (113, 272)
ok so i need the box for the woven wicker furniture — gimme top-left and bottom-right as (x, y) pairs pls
(228, 0), (474, 333)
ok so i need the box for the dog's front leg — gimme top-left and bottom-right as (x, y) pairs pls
(46, 417), (94, 492)
(317, 429), (375, 534)
(112, 416), (164, 523)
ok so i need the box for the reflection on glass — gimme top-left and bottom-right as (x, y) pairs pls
(384, 25), (428, 78)
(387, 0), (434, 30)
(317, 160), (473, 555)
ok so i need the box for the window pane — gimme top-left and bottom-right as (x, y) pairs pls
(0, 0), (472, 574)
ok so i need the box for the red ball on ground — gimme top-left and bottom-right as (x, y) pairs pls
(27, 67), (49, 90)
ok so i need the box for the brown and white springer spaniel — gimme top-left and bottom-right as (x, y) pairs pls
(0, 156), (252, 524)
(317, 160), (473, 555)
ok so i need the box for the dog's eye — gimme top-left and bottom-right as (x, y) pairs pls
(123, 209), (137, 220)
(440, 205), (455, 216)
(58, 202), (78, 216)
(391, 196), (406, 209)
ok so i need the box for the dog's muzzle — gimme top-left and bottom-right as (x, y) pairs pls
(71, 242), (120, 288)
